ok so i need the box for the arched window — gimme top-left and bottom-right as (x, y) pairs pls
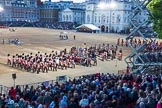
(98, 16), (100, 23)
(66, 15), (68, 21)
(116, 27), (119, 32)
(116, 14), (121, 23)
(63, 15), (65, 21)
(69, 15), (71, 22)
(107, 16), (109, 23)
(94, 16), (97, 23)
(87, 14), (90, 22)
(101, 14), (106, 24)
(112, 16), (115, 23)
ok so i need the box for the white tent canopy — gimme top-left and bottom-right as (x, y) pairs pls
(76, 24), (100, 30)
(60, 31), (68, 35)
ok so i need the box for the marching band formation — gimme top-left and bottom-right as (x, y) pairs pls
(7, 50), (75, 74)
(9, 37), (162, 74)
(7, 43), (124, 74)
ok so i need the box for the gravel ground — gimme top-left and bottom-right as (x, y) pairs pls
(0, 27), (129, 87)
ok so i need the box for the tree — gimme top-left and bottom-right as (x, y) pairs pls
(148, 0), (162, 38)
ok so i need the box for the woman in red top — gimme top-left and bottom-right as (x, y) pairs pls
(9, 87), (16, 99)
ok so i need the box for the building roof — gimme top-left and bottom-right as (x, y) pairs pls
(76, 24), (100, 30)
(69, 8), (85, 11)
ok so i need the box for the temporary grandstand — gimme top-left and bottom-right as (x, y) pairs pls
(125, 0), (158, 73)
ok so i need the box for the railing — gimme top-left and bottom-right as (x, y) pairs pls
(0, 71), (127, 95)
(0, 75), (69, 94)
(118, 69), (130, 75)
(0, 74), (98, 94)
(0, 85), (10, 95)
(0, 80), (56, 95)
(18, 79), (56, 91)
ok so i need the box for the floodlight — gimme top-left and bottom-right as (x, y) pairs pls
(98, 2), (106, 9)
(110, 1), (117, 9)
(0, 7), (4, 12)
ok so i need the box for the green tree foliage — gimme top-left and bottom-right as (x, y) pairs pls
(148, 0), (162, 38)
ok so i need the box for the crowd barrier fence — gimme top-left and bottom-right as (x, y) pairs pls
(0, 75), (67, 95)
(118, 69), (128, 75)
(0, 85), (10, 95)
(0, 70), (127, 95)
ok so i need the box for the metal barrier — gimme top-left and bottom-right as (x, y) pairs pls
(0, 80), (56, 95)
(56, 75), (67, 83)
(118, 69), (128, 75)
(0, 85), (10, 95)
(1, 73), (121, 94)
(0, 75), (69, 94)
(17, 79), (56, 92)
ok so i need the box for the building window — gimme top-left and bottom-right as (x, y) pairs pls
(98, 16), (100, 23)
(77, 17), (80, 22)
(7, 1), (10, 4)
(124, 17), (126, 23)
(116, 14), (121, 24)
(116, 27), (119, 32)
(101, 14), (106, 24)
(94, 16), (97, 23)
(87, 14), (90, 22)
(63, 15), (65, 21)
(69, 15), (71, 22)
(107, 16), (109, 23)
(112, 16), (115, 23)
(74, 18), (76, 22)
(66, 15), (68, 21)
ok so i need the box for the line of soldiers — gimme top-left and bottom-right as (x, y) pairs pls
(117, 38), (162, 52)
(145, 40), (162, 52)
(7, 46), (98, 73)
(7, 43), (123, 74)
(96, 43), (123, 61)
(70, 46), (97, 67)
(7, 51), (76, 74)
(117, 38), (146, 47)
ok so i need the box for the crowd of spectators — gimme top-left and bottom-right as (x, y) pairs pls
(1, 72), (162, 108)
(117, 38), (162, 65)
(0, 21), (76, 30)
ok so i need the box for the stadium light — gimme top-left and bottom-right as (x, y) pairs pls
(0, 6), (4, 12)
(98, 1), (117, 9)
(0, 6), (3, 22)
(97, 1), (117, 32)
(97, 2), (106, 9)
(109, 1), (117, 9)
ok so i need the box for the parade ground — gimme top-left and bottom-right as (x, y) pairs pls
(0, 27), (128, 87)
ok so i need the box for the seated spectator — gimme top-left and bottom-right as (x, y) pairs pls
(79, 94), (89, 108)
(8, 87), (16, 99)
(59, 95), (68, 108)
